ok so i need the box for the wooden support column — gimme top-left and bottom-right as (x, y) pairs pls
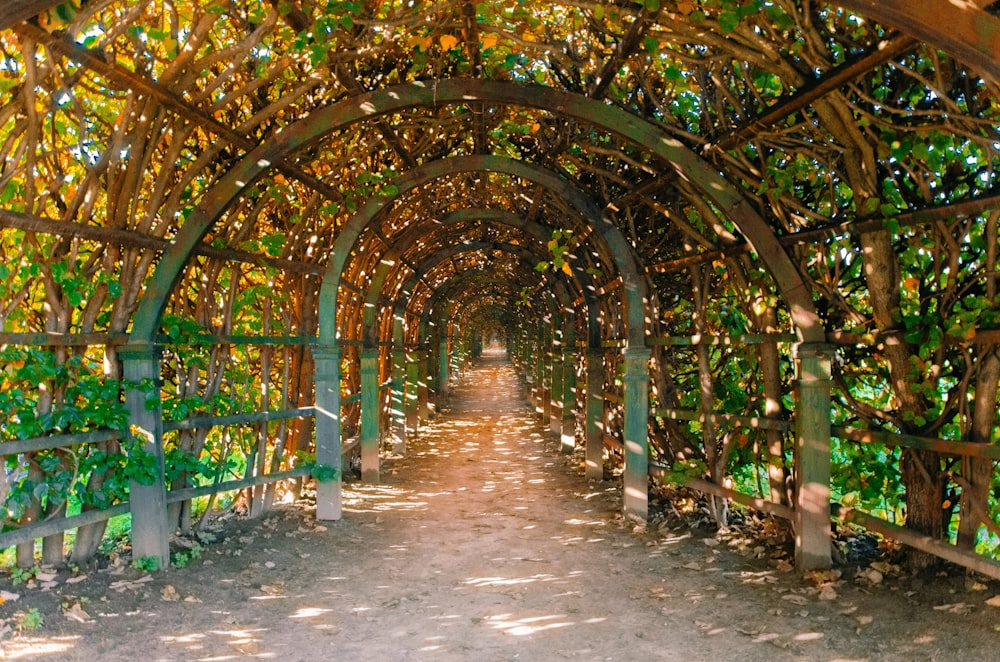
(405, 349), (420, 436)
(121, 342), (170, 569)
(549, 344), (564, 434)
(417, 348), (430, 423)
(560, 349), (577, 454)
(390, 322), (406, 455)
(438, 334), (450, 399)
(360, 348), (380, 483)
(794, 342), (834, 571)
(622, 346), (651, 522)
(314, 345), (343, 521)
(585, 348), (605, 481)
(534, 324), (545, 415)
(427, 332), (438, 396)
(540, 324), (553, 422)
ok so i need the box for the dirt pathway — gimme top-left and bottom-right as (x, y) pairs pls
(3, 351), (1000, 660)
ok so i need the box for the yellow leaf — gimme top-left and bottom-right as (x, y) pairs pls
(481, 33), (498, 49)
(530, 122), (541, 133)
(439, 34), (459, 51)
(561, 261), (573, 276)
(408, 35), (432, 51)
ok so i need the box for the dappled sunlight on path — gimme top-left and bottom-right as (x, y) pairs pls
(10, 351), (1000, 661)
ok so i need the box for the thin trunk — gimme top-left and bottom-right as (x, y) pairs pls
(16, 461), (43, 568)
(758, 337), (790, 506)
(958, 211), (1000, 549)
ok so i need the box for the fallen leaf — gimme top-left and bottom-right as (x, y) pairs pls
(985, 595), (1000, 608)
(184, 595), (202, 603)
(65, 575), (88, 584)
(264, 561), (276, 569)
(702, 538), (720, 547)
(933, 602), (973, 614)
(63, 602), (92, 623)
(856, 615), (874, 625)
(818, 586), (838, 601)
(161, 585), (179, 601)
(109, 575), (155, 592)
(864, 569), (883, 584)
(260, 583), (285, 596)
(682, 561), (701, 570)
(781, 594), (809, 605)
(35, 572), (57, 583)
(0, 591), (19, 602)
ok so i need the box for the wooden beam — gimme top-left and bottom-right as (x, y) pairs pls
(844, 508), (1000, 581)
(685, 477), (795, 521)
(0, 1), (64, 30)
(711, 35), (917, 152)
(0, 208), (322, 274)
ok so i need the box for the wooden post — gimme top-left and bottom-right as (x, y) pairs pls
(438, 334), (449, 398)
(360, 348), (380, 483)
(549, 342), (564, 434)
(417, 348), (430, 423)
(120, 342), (170, 569)
(390, 321), (406, 455)
(794, 342), (833, 571)
(560, 349), (577, 454)
(540, 323), (552, 422)
(534, 324), (545, 415)
(622, 345), (651, 522)
(313, 345), (342, 521)
(585, 348), (604, 480)
(405, 349), (420, 436)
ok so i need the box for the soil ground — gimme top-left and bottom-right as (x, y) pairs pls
(2, 351), (1000, 661)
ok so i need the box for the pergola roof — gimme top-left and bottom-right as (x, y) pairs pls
(3, 0), (1000, 575)
(4, 0), (999, 346)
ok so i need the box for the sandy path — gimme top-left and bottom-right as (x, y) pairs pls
(4, 351), (1000, 661)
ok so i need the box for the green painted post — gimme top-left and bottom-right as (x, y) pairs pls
(121, 343), (170, 569)
(427, 331), (438, 396)
(405, 349), (420, 436)
(417, 348), (430, 423)
(794, 343), (834, 571)
(550, 344), (564, 435)
(391, 321), (406, 455)
(438, 334), (450, 399)
(534, 325), (545, 416)
(542, 325), (553, 423)
(560, 349), (577, 454)
(622, 346), (651, 522)
(585, 348), (605, 481)
(360, 348), (380, 483)
(313, 345), (342, 520)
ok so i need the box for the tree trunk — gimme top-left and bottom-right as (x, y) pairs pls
(957, 348), (1000, 549)
(900, 447), (947, 557)
(68, 513), (110, 569)
(16, 460), (43, 568)
(40, 500), (67, 566)
(69, 441), (116, 567)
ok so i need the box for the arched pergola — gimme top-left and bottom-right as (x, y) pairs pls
(3, 0), (1000, 582)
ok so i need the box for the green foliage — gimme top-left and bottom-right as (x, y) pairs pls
(661, 458), (708, 487)
(131, 555), (161, 572)
(171, 544), (203, 568)
(10, 565), (37, 586)
(15, 607), (43, 631)
(294, 451), (340, 483)
(311, 464), (341, 484)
